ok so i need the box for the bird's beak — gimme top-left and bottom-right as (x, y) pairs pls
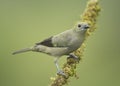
(85, 25), (90, 29)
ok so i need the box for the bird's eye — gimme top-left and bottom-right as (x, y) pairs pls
(78, 24), (81, 28)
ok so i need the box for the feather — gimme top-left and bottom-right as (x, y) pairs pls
(36, 36), (54, 47)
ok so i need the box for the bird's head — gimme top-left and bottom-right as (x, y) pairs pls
(75, 22), (90, 32)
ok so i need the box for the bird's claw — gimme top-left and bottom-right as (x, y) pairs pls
(57, 70), (66, 76)
(69, 53), (79, 60)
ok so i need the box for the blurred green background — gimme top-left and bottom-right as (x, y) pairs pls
(0, 0), (120, 86)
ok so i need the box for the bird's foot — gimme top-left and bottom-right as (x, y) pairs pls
(68, 53), (80, 61)
(57, 70), (66, 76)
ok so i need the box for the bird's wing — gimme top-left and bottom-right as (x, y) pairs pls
(36, 36), (54, 47)
(36, 29), (74, 47)
(52, 29), (74, 47)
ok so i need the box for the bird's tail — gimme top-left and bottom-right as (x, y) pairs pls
(12, 47), (33, 55)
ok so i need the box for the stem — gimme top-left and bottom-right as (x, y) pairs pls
(50, 0), (101, 86)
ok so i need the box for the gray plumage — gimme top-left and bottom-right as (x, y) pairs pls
(12, 22), (90, 75)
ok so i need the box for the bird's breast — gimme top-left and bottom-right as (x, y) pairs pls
(67, 36), (84, 53)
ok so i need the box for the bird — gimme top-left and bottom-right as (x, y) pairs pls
(12, 22), (90, 76)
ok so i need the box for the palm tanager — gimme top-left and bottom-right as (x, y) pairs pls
(12, 22), (90, 76)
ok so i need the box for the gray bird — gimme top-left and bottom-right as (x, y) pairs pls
(12, 22), (90, 76)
